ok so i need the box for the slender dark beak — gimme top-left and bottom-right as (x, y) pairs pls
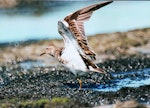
(40, 52), (46, 56)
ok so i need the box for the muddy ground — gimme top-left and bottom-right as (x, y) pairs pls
(0, 28), (150, 107)
(0, 55), (150, 107)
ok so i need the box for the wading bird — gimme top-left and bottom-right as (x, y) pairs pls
(40, 1), (113, 88)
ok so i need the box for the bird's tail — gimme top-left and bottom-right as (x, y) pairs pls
(79, 54), (107, 75)
(90, 65), (107, 75)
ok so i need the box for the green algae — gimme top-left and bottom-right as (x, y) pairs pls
(0, 98), (73, 108)
(51, 97), (70, 104)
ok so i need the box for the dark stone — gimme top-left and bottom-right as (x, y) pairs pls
(0, 55), (150, 107)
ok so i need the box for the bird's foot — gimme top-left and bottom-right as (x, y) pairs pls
(77, 78), (82, 89)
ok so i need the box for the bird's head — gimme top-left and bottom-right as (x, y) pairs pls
(40, 45), (56, 57)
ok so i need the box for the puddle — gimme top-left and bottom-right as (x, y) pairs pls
(94, 68), (150, 92)
(135, 48), (150, 54)
(19, 60), (45, 69)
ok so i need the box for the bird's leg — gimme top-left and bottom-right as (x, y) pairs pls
(77, 78), (82, 89)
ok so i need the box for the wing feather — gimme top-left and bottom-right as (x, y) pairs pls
(64, 1), (113, 60)
(77, 21), (85, 36)
(65, 1), (113, 35)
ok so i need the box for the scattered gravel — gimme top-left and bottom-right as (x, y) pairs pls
(0, 55), (150, 107)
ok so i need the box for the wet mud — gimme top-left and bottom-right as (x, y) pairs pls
(0, 55), (150, 107)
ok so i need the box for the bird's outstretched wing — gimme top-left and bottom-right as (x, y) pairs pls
(64, 1), (113, 60)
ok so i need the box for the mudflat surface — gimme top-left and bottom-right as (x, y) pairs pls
(0, 28), (150, 107)
(0, 56), (150, 107)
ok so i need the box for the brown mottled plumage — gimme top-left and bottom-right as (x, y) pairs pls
(64, 1), (113, 60)
(41, 1), (113, 76)
(40, 44), (65, 63)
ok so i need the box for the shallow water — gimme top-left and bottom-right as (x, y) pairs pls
(0, 1), (150, 42)
(0, 59), (150, 106)
(64, 68), (150, 92)
(19, 60), (45, 69)
(18, 60), (150, 92)
(135, 48), (150, 55)
(1, 59), (150, 93)
(95, 68), (150, 92)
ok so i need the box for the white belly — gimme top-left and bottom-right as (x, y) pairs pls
(58, 20), (88, 75)
(61, 40), (87, 75)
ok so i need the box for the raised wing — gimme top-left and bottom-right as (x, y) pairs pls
(58, 21), (107, 75)
(70, 1), (113, 19)
(68, 1), (113, 35)
(64, 1), (113, 60)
